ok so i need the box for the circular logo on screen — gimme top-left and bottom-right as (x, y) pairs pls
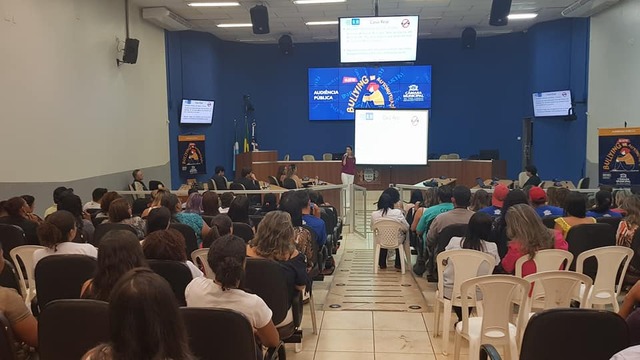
(411, 116), (419, 126)
(401, 19), (411, 28)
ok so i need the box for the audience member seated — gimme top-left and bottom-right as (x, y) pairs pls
(529, 186), (564, 218)
(131, 169), (148, 192)
(106, 198), (146, 239)
(426, 186), (474, 261)
(43, 186), (71, 219)
(296, 190), (326, 248)
(522, 165), (542, 187)
(228, 195), (254, 228)
(0, 196), (40, 245)
(613, 189), (633, 215)
(489, 190), (531, 259)
(478, 184), (508, 217)
(414, 186), (453, 275)
(81, 230), (148, 301)
(33, 210), (97, 266)
(616, 195), (640, 283)
(442, 212), (499, 320)
(279, 192), (314, 271)
(382, 187), (403, 210)
(285, 164), (303, 189)
(162, 193), (210, 247)
(83, 188), (107, 213)
(0, 200), (7, 217)
(94, 191), (122, 224)
(247, 211), (310, 297)
(219, 192), (234, 214)
(371, 193), (409, 270)
(82, 268), (195, 360)
(501, 204), (568, 275)
(201, 191), (220, 216)
(548, 186), (570, 209)
(468, 189), (490, 212)
(184, 234), (280, 351)
(277, 165), (289, 185)
(20, 195), (43, 224)
(58, 192), (95, 243)
(587, 190), (622, 218)
(146, 207), (172, 235)
(554, 192), (597, 237)
(184, 193), (203, 215)
(211, 166), (228, 191)
(404, 189), (424, 213)
(142, 229), (203, 279)
(618, 280), (640, 345)
(259, 193), (278, 215)
(202, 214), (233, 248)
(410, 188), (438, 232)
(0, 242), (38, 358)
(141, 189), (168, 219)
(234, 167), (261, 204)
(131, 198), (150, 218)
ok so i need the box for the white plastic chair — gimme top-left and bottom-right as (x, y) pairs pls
(514, 249), (573, 278)
(454, 275), (531, 360)
(576, 246), (633, 312)
(191, 249), (214, 280)
(372, 219), (410, 274)
(10, 245), (45, 305)
(434, 249), (496, 355)
(517, 172), (528, 188)
(524, 270), (593, 312)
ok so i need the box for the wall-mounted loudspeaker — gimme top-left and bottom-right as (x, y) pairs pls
(279, 35), (293, 55)
(489, 0), (512, 26)
(461, 28), (476, 49)
(122, 38), (140, 64)
(250, 5), (270, 34)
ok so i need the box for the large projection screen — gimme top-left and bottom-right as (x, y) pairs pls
(354, 109), (429, 165)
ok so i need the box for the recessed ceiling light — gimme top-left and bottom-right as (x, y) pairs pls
(294, 0), (346, 4)
(306, 20), (339, 26)
(507, 13), (538, 20)
(217, 23), (253, 28)
(188, 2), (241, 6)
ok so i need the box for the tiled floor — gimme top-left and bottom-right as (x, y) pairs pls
(284, 232), (473, 360)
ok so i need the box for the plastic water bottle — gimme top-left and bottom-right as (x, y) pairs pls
(315, 176), (319, 185)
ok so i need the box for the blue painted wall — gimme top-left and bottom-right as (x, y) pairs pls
(165, 18), (589, 186)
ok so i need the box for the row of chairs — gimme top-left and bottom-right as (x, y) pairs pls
(0, 299), (281, 360)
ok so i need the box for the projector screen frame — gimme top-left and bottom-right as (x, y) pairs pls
(354, 108), (429, 166)
(339, 15), (420, 64)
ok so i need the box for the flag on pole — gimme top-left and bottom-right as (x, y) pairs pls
(243, 115), (250, 152)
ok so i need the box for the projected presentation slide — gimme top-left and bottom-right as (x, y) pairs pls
(180, 99), (215, 124)
(355, 109), (429, 165)
(340, 16), (419, 63)
(308, 65), (432, 121)
(532, 90), (572, 117)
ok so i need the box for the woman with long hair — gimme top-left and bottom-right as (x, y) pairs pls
(94, 191), (122, 223)
(489, 189), (530, 258)
(501, 204), (568, 276)
(372, 193), (409, 270)
(81, 231), (148, 301)
(228, 195), (253, 227)
(141, 189), (168, 219)
(411, 187), (439, 232)
(107, 198), (146, 239)
(554, 192), (597, 237)
(201, 191), (220, 216)
(20, 194), (43, 224)
(613, 189), (633, 214)
(548, 187), (570, 209)
(162, 193), (210, 246)
(34, 210), (97, 266)
(468, 189), (491, 212)
(185, 235), (279, 353)
(142, 229), (203, 278)
(617, 196), (640, 283)
(82, 268), (195, 360)
(285, 164), (303, 189)
(247, 211), (309, 297)
(0, 196), (40, 245)
(184, 192), (203, 214)
(587, 190), (622, 218)
(58, 193), (95, 243)
(260, 193), (278, 214)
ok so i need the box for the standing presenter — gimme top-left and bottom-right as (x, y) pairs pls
(341, 146), (356, 207)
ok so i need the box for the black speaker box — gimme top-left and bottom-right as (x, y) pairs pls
(279, 35), (293, 55)
(122, 38), (140, 64)
(250, 5), (270, 34)
(461, 27), (476, 49)
(489, 0), (512, 26)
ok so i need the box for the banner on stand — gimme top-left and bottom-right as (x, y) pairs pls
(178, 135), (206, 176)
(599, 127), (640, 187)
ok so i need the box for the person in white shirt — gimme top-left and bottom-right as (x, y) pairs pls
(141, 229), (203, 278)
(185, 234), (279, 350)
(83, 188), (107, 213)
(33, 210), (97, 266)
(442, 211), (499, 320)
(371, 193), (410, 270)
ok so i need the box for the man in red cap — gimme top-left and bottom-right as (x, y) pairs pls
(529, 186), (564, 218)
(478, 184), (509, 218)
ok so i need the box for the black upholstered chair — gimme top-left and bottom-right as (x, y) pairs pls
(0, 224), (25, 265)
(542, 216), (560, 229)
(35, 255), (97, 310)
(91, 223), (137, 247)
(565, 223), (616, 277)
(232, 222), (255, 243)
(38, 299), (109, 360)
(282, 178), (298, 189)
(169, 223), (199, 257)
(147, 260), (192, 306)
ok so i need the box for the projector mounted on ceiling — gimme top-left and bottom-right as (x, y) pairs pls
(142, 7), (191, 31)
(561, 0), (620, 17)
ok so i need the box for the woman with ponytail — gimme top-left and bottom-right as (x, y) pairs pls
(185, 234), (279, 352)
(587, 190), (622, 218)
(0, 196), (40, 245)
(33, 210), (97, 266)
